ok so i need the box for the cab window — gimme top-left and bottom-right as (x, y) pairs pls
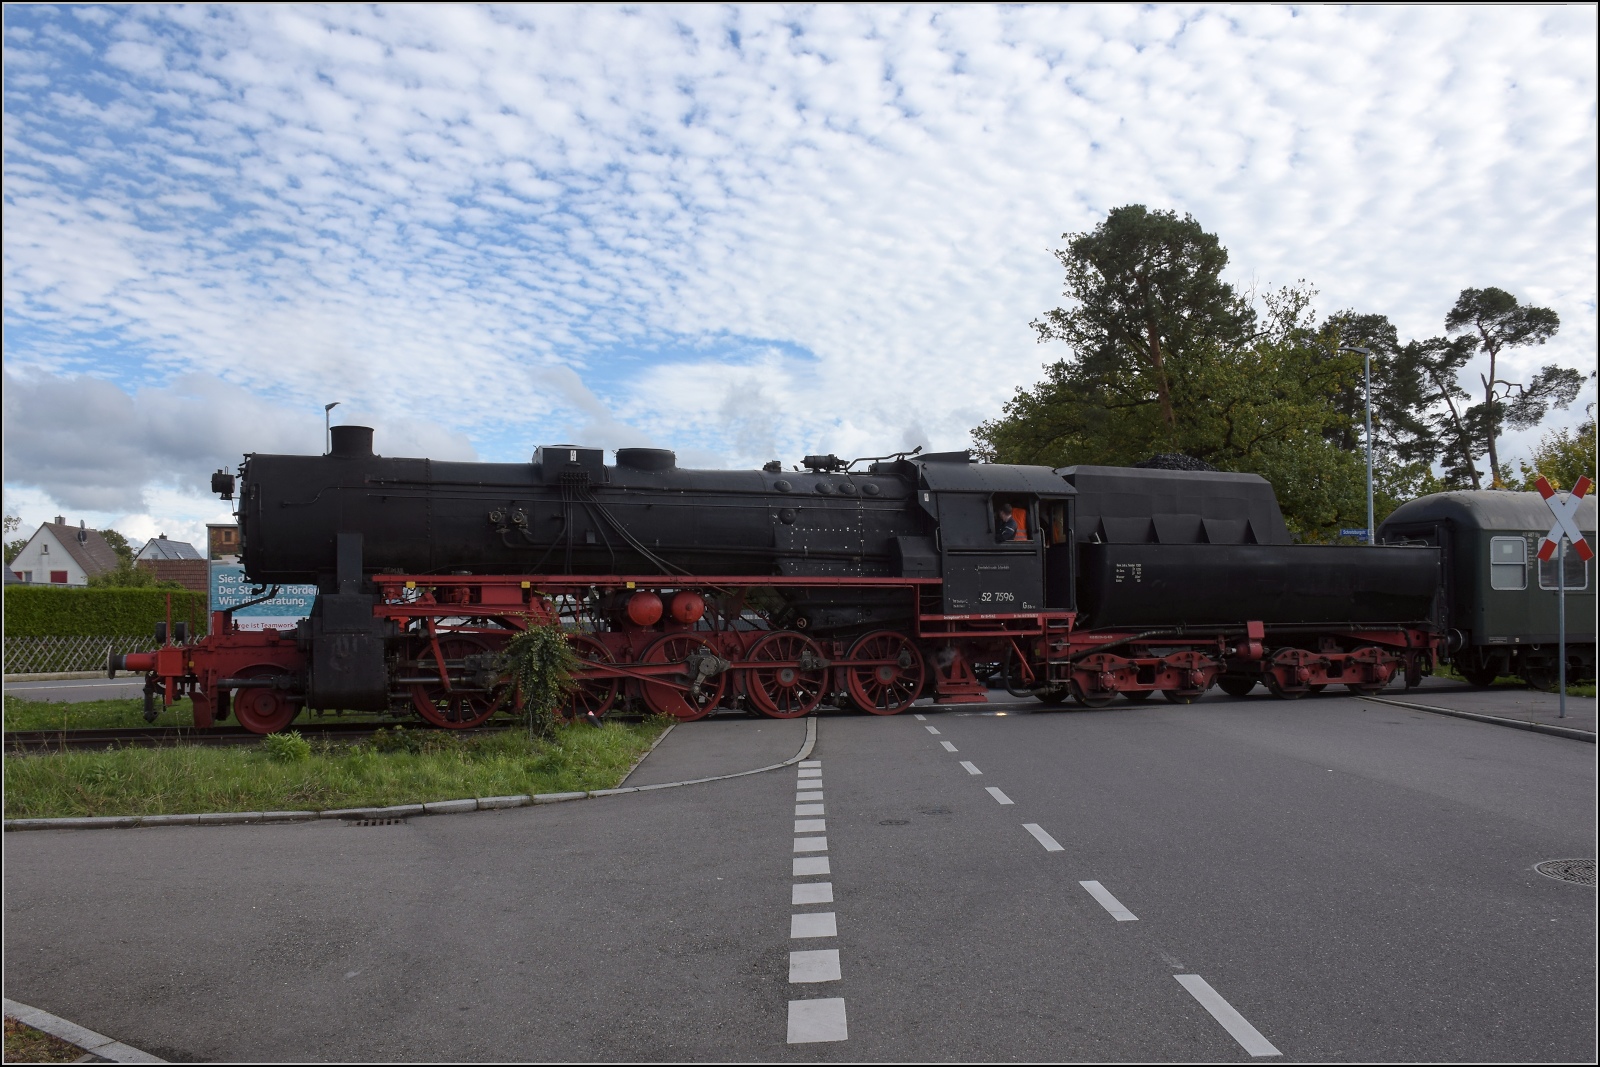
(1489, 536), (1526, 590)
(992, 498), (1032, 542)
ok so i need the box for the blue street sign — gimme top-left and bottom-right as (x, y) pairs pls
(1338, 528), (1369, 541)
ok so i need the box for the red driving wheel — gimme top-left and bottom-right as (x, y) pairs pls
(640, 634), (727, 721)
(409, 635), (507, 729)
(744, 631), (826, 718)
(560, 634), (619, 722)
(845, 630), (924, 715)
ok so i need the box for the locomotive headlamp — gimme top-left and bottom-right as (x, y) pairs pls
(211, 469), (235, 500)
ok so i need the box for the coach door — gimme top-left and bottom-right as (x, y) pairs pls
(936, 492), (1044, 614)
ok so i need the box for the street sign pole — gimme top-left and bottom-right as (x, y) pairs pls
(1558, 534), (1566, 719)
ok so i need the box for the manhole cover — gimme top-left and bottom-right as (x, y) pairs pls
(348, 817), (408, 827)
(918, 807), (952, 816)
(878, 819), (909, 826)
(1535, 859), (1596, 887)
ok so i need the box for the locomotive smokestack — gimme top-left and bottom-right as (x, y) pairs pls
(329, 425), (375, 458)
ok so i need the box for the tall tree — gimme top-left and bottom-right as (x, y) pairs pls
(1443, 287), (1578, 485)
(1028, 205), (1255, 440)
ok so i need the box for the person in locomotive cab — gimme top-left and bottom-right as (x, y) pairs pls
(995, 503), (1018, 543)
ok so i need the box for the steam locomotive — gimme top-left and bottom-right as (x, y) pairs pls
(115, 425), (1443, 732)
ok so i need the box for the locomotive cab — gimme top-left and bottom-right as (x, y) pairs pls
(912, 453), (1075, 615)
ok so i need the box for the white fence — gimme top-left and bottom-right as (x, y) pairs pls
(3, 635), (155, 675)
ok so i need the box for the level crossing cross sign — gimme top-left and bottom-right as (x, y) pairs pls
(1534, 475), (1593, 562)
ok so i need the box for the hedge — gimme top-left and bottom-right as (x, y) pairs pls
(2, 586), (209, 638)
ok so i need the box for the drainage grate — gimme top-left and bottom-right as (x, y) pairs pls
(918, 807), (952, 816)
(878, 819), (909, 826)
(348, 817), (409, 827)
(1535, 859), (1596, 887)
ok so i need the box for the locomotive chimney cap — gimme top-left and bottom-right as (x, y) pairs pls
(329, 425), (376, 458)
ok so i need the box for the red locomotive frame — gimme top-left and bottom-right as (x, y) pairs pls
(117, 573), (1439, 733)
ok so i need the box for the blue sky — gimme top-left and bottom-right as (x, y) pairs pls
(4, 4), (1596, 548)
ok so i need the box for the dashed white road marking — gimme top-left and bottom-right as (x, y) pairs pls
(793, 856), (830, 876)
(794, 837), (829, 853)
(799, 760), (822, 768)
(1079, 880), (1138, 921)
(925, 726), (941, 735)
(790, 912), (838, 938)
(796, 790), (824, 802)
(798, 768), (822, 779)
(985, 786), (1013, 805)
(913, 713), (926, 720)
(1174, 975), (1281, 1057)
(1023, 823), (1065, 852)
(787, 998), (848, 1043)
(789, 949), (842, 983)
(939, 740), (957, 752)
(793, 882), (834, 905)
(794, 819), (826, 833)
(795, 803), (825, 816)
(959, 761), (982, 775)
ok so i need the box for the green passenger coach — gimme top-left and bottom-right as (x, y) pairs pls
(1379, 490), (1596, 689)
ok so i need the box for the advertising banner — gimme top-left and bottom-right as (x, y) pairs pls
(209, 563), (318, 631)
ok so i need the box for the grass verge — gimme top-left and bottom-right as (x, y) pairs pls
(2, 719), (670, 820)
(1434, 664), (1597, 699)
(3, 1018), (83, 1064)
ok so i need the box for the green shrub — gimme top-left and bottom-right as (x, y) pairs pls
(3, 586), (208, 638)
(261, 730), (311, 762)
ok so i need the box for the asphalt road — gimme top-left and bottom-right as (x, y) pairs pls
(4, 692), (1594, 1062)
(4, 677), (147, 703)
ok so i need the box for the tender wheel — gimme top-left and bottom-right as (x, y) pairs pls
(1162, 688), (1207, 704)
(1347, 683), (1388, 696)
(1121, 690), (1154, 703)
(1307, 684), (1328, 693)
(641, 634), (728, 721)
(1454, 654), (1499, 688)
(560, 635), (618, 722)
(1264, 676), (1307, 700)
(1216, 676), (1256, 698)
(231, 665), (300, 734)
(410, 635), (506, 729)
(1519, 666), (1558, 692)
(1035, 686), (1072, 706)
(1071, 682), (1118, 709)
(845, 631), (925, 715)
(745, 631), (827, 718)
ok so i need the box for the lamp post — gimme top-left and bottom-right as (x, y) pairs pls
(1342, 346), (1376, 544)
(324, 402), (340, 454)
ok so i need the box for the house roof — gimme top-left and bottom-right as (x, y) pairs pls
(37, 522), (122, 576)
(137, 535), (203, 561)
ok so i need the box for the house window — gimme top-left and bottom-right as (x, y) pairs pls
(1488, 536), (1526, 590)
(18, 571), (32, 583)
(50, 570), (69, 584)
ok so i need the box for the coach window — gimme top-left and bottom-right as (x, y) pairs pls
(1489, 536), (1526, 590)
(1538, 541), (1589, 591)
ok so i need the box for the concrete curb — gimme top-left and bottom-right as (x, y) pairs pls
(4, 671), (110, 682)
(4, 997), (166, 1063)
(3, 715), (820, 832)
(1367, 696), (1596, 742)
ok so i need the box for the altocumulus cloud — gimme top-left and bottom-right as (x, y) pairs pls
(3, 4), (1595, 535)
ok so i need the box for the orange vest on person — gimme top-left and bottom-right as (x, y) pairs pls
(1011, 507), (1028, 540)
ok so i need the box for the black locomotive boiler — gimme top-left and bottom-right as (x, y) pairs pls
(119, 427), (1443, 731)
